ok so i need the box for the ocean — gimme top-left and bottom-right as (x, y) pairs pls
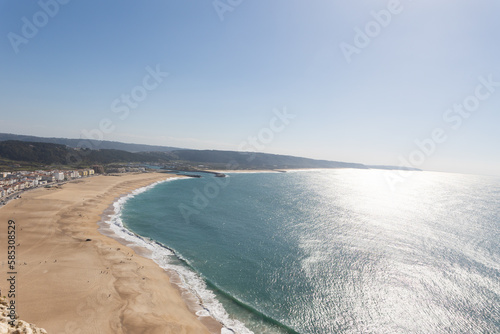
(105, 169), (500, 333)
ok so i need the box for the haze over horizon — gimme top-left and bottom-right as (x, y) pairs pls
(1, 1), (499, 177)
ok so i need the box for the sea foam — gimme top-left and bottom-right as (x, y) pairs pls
(101, 178), (253, 334)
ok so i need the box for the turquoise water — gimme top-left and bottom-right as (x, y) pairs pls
(117, 169), (500, 333)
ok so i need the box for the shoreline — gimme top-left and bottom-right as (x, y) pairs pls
(0, 173), (217, 333)
(97, 177), (232, 334)
(100, 176), (253, 334)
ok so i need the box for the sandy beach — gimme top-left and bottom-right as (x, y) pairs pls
(0, 173), (218, 334)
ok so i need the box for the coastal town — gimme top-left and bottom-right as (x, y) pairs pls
(0, 168), (96, 205)
(0, 165), (149, 206)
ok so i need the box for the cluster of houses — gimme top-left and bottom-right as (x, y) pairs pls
(0, 169), (95, 201)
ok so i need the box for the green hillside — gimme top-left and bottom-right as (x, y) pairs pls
(0, 140), (421, 172)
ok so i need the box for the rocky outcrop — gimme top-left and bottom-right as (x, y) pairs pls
(0, 297), (47, 334)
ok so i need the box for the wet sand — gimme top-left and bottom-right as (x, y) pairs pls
(0, 173), (219, 334)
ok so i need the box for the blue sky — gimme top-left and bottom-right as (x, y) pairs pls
(1, 0), (499, 176)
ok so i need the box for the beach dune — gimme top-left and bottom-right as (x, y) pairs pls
(0, 173), (215, 334)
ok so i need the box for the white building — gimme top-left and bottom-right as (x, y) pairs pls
(70, 171), (80, 179)
(54, 172), (65, 182)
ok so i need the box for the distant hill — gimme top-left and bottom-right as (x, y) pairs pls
(0, 134), (421, 172)
(0, 140), (170, 166)
(169, 150), (369, 170)
(0, 141), (71, 165)
(0, 133), (182, 152)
